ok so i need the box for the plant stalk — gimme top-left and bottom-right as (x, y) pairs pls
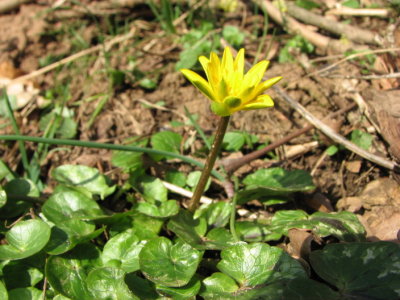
(229, 194), (240, 242)
(188, 115), (230, 212)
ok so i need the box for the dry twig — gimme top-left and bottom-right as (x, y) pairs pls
(286, 2), (382, 45)
(6, 29), (136, 86)
(253, 0), (364, 54)
(273, 86), (400, 171)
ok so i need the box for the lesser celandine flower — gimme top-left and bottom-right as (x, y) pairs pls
(180, 47), (282, 116)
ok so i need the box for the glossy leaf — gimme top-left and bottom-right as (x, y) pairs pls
(136, 200), (179, 218)
(139, 237), (202, 287)
(310, 242), (400, 300)
(86, 267), (138, 300)
(217, 243), (306, 287)
(45, 244), (101, 300)
(101, 229), (146, 272)
(42, 188), (103, 224)
(150, 131), (182, 161)
(51, 165), (115, 199)
(0, 219), (51, 260)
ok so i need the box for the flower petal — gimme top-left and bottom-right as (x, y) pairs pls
(244, 76), (283, 102)
(222, 47), (234, 75)
(180, 69), (215, 101)
(242, 94), (274, 110)
(234, 48), (245, 73)
(243, 60), (270, 88)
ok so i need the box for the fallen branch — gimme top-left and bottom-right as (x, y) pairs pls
(253, 0), (363, 54)
(306, 47), (400, 78)
(0, 0), (30, 14)
(326, 7), (392, 18)
(6, 29), (136, 86)
(221, 103), (356, 173)
(286, 2), (382, 46)
(273, 86), (400, 171)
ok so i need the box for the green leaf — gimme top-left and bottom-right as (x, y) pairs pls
(165, 170), (186, 187)
(135, 200), (180, 218)
(239, 168), (315, 204)
(156, 275), (201, 299)
(0, 281), (7, 300)
(186, 171), (211, 192)
(51, 165), (115, 199)
(131, 212), (164, 240)
(140, 176), (168, 203)
(326, 145), (339, 156)
(201, 272), (239, 299)
(139, 78), (157, 90)
(39, 107), (77, 139)
(311, 211), (366, 241)
(1, 179), (38, 218)
(150, 131), (182, 161)
(42, 188), (103, 223)
(217, 243), (306, 287)
(125, 273), (159, 300)
(86, 267), (138, 300)
(139, 237), (202, 287)
(46, 243), (101, 300)
(101, 229), (146, 272)
(295, 0), (320, 9)
(0, 219), (51, 260)
(205, 228), (235, 250)
(167, 210), (207, 249)
(112, 150), (143, 173)
(350, 129), (373, 150)
(195, 202), (232, 228)
(235, 221), (281, 242)
(310, 242), (400, 300)
(222, 26), (245, 48)
(3, 262), (43, 289)
(0, 186), (6, 209)
(222, 132), (246, 151)
(45, 220), (103, 255)
(342, 0), (360, 8)
(8, 287), (42, 300)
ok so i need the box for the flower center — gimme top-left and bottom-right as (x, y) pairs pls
(224, 96), (241, 108)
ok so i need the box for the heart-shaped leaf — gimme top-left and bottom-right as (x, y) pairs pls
(0, 219), (51, 260)
(51, 165), (115, 199)
(8, 287), (42, 300)
(167, 210), (207, 249)
(139, 237), (202, 287)
(217, 242), (306, 287)
(238, 168), (315, 204)
(310, 242), (400, 300)
(42, 188), (103, 224)
(46, 244), (101, 299)
(86, 267), (138, 300)
(156, 275), (201, 299)
(150, 131), (182, 161)
(101, 229), (146, 272)
(135, 200), (179, 218)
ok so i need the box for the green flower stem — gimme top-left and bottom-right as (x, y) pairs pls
(0, 135), (225, 182)
(229, 194), (239, 242)
(188, 115), (230, 212)
(2, 90), (30, 176)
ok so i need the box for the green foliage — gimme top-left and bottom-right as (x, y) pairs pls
(342, 0), (360, 8)
(295, 0), (320, 9)
(176, 21), (220, 70)
(222, 25), (245, 48)
(279, 35), (314, 63)
(0, 159), (393, 299)
(350, 129), (373, 150)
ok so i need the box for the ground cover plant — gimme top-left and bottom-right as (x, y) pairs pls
(0, 0), (400, 299)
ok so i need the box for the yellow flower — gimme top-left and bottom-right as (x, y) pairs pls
(180, 47), (282, 116)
